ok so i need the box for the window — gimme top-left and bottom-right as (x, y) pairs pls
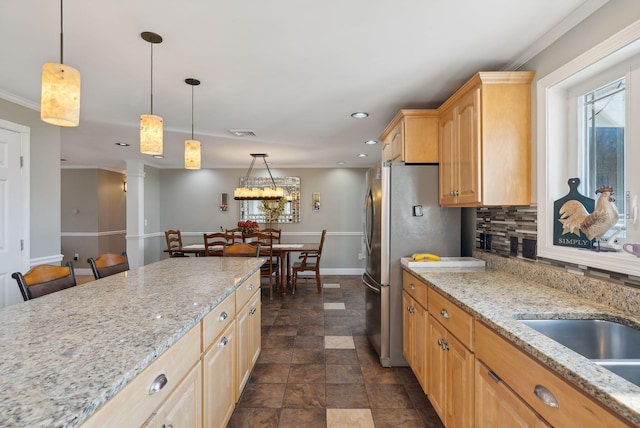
(538, 19), (640, 277)
(578, 77), (626, 236)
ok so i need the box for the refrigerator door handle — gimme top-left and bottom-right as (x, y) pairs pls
(362, 274), (381, 294)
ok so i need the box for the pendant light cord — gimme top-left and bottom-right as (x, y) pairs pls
(150, 43), (154, 115)
(59, 0), (64, 63)
(191, 84), (195, 139)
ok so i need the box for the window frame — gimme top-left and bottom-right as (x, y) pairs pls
(537, 19), (640, 277)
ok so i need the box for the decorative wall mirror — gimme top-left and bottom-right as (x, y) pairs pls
(239, 177), (301, 224)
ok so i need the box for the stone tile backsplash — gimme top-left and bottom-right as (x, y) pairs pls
(475, 204), (640, 289)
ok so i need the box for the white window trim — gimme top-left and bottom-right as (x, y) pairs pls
(537, 19), (640, 278)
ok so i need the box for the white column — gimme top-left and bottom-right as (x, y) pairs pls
(125, 161), (146, 268)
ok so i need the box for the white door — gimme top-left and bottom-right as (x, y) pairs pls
(0, 122), (29, 308)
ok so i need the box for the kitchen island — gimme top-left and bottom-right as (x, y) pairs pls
(0, 256), (264, 427)
(403, 254), (640, 426)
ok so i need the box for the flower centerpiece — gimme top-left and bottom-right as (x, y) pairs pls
(237, 220), (259, 236)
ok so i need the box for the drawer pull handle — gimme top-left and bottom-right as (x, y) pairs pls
(534, 385), (559, 408)
(219, 311), (228, 322)
(219, 337), (229, 347)
(250, 306), (257, 315)
(440, 309), (450, 319)
(148, 373), (168, 395)
(487, 370), (501, 383)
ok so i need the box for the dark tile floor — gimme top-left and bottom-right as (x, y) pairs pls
(227, 275), (444, 428)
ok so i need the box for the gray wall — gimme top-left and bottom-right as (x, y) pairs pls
(0, 98), (61, 263)
(61, 169), (126, 269)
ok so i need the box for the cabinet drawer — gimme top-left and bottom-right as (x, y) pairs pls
(236, 270), (260, 309)
(82, 326), (201, 428)
(428, 288), (473, 349)
(402, 270), (427, 308)
(476, 322), (631, 428)
(202, 292), (235, 352)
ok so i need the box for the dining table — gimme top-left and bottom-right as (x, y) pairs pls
(170, 242), (319, 296)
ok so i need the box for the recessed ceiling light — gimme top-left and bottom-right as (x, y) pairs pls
(364, 140), (378, 145)
(357, 153), (368, 158)
(153, 155), (164, 159)
(115, 142), (130, 147)
(336, 161), (347, 165)
(351, 112), (368, 119)
(228, 129), (256, 137)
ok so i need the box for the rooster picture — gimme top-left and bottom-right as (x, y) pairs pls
(559, 185), (619, 249)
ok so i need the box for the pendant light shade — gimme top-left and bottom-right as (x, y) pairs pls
(184, 78), (201, 170)
(140, 31), (163, 155)
(41, 0), (81, 127)
(185, 140), (201, 169)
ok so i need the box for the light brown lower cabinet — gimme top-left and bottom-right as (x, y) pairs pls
(203, 321), (236, 428)
(427, 315), (474, 427)
(475, 360), (549, 428)
(236, 289), (261, 397)
(143, 362), (202, 428)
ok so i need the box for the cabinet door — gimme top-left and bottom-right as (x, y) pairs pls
(475, 361), (549, 428)
(427, 315), (447, 422)
(413, 299), (428, 392)
(455, 86), (481, 205)
(446, 333), (474, 428)
(439, 107), (457, 205)
(402, 291), (414, 367)
(390, 121), (404, 161)
(203, 322), (236, 428)
(145, 362), (202, 428)
(237, 290), (261, 397)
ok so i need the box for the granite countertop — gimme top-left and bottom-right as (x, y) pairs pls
(404, 265), (640, 425)
(0, 256), (264, 428)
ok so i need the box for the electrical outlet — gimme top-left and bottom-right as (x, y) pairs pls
(510, 237), (518, 256)
(74, 253), (79, 261)
(485, 234), (493, 251)
(523, 239), (537, 260)
(479, 233), (485, 249)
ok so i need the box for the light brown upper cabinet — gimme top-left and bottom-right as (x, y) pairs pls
(438, 72), (534, 207)
(380, 109), (439, 163)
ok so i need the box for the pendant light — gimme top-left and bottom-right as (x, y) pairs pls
(140, 31), (163, 155)
(184, 78), (201, 170)
(233, 154), (284, 200)
(41, 0), (81, 127)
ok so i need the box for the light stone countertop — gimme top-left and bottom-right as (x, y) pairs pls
(0, 256), (264, 428)
(404, 264), (640, 426)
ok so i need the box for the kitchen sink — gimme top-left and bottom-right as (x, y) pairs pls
(520, 319), (640, 387)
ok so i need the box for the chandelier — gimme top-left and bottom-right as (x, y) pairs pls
(233, 154), (284, 200)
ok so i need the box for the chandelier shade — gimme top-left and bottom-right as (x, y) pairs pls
(234, 153), (284, 200)
(184, 140), (201, 169)
(40, 0), (80, 127)
(140, 31), (163, 155)
(184, 78), (201, 170)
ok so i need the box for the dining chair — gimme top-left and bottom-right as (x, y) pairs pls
(87, 252), (129, 279)
(244, 232), (280, 299)
(223, 242), (261, 257)
(292, 229), (326, 294)
(203, 232), (229, 256)
(261, 228), (281, 244)
(165, 229), (188, 257)
(225, 228), (247, 243)
(12, 262), (77, 301)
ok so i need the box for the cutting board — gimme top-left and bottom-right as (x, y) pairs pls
(553, 178), (594, 248)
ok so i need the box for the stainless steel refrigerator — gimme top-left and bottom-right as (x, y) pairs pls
(362, 162), (460, 367)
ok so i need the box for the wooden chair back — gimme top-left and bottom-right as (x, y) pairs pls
(244, 232), (279, 299)
(12, 262), (77, 301)
(165, 229), (187, 257)
(222, 242), (260, 257)
(203, 232), (229, 256)
(261, 228), (282, 244)
(292, 229), (327, 294)
(87, 252), (129, 279)
(225, 228), (247, 243)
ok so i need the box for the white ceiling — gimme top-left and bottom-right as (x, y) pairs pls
(0, 0), (603, 171)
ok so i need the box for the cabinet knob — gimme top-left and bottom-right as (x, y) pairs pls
(250, 306), (257, 315)
(440, 308), (450, 319)
(219, 336), (229, 347)
(218, 311), (228, 322)
(410, 284), (415, 290)
(534, 384), (559, 408)
(148, 373), (168, 395)
(248, 284), (254, 291)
